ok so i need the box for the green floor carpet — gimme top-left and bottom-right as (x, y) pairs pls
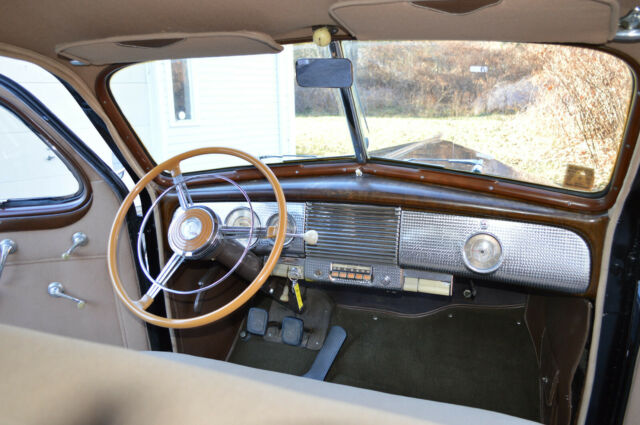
(228, 305), (541, 422)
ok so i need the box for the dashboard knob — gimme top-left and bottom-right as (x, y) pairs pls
(303, 230), (319, 245)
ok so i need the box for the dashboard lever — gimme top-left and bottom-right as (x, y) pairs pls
(220, 226), (319, 245)
(193, 268), (219, 313)
(193, 281), (205, 314)
(264, 227), (319, 245)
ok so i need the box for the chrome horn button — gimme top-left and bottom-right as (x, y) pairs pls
(180, 217), (203, 240)
(168, 206), (221, 259)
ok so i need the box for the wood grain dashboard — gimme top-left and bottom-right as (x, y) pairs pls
(160, 174), (606, 298)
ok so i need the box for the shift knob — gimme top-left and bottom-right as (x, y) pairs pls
(303, 230), (319, 245)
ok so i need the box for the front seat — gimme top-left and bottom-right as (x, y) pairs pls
(0, 324), (538, 425)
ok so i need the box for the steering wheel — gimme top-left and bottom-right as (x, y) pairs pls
(107, 147), (287, 329)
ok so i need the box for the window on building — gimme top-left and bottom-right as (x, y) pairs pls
(171, 60), (192, 121)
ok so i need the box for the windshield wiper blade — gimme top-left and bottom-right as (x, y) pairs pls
(406, 157), (484, 173)
(258, 154), (319, 160)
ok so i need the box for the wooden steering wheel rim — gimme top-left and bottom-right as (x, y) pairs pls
(107, 147), (287, 329)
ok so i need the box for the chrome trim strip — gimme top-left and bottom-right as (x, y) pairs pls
(185, 202), (306, 255)
(305, 202), (400, 264)
(399, 210), (591, 293)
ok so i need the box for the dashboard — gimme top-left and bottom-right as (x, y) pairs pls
(191, 201), (591, 295)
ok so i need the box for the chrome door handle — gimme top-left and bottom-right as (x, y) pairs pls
(61, 232), (88, 260)
(47, 282), (86, 309)
(0, 239), (17, 280)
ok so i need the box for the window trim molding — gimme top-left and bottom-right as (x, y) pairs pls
(0, 77), (92, 231)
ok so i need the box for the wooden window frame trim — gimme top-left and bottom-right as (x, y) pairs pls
(96, 44), (640, 214)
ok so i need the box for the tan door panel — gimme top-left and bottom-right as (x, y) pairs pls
(0, 176), (149, 350)
(0, 258), (134, 345)
(0, 90), (148, 350)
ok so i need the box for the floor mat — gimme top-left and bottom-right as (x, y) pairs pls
(228, 305), (541, 422)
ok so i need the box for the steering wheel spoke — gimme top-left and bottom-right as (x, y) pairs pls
(170, 165), (194, 210)
(136, 252), (185, 310)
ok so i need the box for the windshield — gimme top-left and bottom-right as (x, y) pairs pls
(110, 44), (353, 172)
(111, 41), (634, 193)
(344, 40), (634, 192)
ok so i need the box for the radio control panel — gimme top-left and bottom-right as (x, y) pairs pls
(329, 263), (372, 282)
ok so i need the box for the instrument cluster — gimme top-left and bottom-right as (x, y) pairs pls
(195, 202), (306, 255)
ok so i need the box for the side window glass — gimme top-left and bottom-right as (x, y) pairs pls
(0, 56), (135, 190)
(0, 105), (80, 200)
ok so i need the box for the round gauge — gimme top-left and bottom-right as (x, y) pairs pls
(224, 207), (261, 248)
(462, 233), (503, 274)
(266, 213), (296, 247)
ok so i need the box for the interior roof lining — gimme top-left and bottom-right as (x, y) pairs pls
(0, 0), (624, 68)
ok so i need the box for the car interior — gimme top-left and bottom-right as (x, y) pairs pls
(1, 1), (640, 425)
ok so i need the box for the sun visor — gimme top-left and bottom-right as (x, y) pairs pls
(56, 31), (283, 65)
(329, 0), (620, 44)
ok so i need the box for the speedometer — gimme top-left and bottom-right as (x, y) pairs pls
(266, 213), (296, 246)
(224, 207), (260, 248)
(462, 233), (503, 274)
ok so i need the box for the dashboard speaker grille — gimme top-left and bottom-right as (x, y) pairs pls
(305, 203), (400, 264)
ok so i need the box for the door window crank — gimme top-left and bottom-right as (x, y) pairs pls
(61, 232), (88, 260)
(47, 282), (86, 309)
(0, 239), (17, 280)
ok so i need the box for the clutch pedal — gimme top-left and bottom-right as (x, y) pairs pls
(246, 307), (268, 336)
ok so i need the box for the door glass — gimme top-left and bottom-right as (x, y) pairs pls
(0, 105), (79, 200)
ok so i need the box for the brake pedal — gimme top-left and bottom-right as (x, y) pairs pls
(281, 317), (304, 346)
(246, 308), (268, 336)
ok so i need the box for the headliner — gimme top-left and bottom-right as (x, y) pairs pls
(0, 0), (635, 64)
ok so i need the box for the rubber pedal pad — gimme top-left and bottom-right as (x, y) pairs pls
(281, 316), (304, 346)
(246, 307), (268, 336)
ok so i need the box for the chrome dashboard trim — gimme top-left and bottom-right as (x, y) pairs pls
(184, 201), (591, 294)
(399, 210), (591, 293)
(305, 202), (400, 264)
(185, 202), (306, 255)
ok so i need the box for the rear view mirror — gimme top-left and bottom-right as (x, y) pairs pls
(296, 58), (353, 88)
